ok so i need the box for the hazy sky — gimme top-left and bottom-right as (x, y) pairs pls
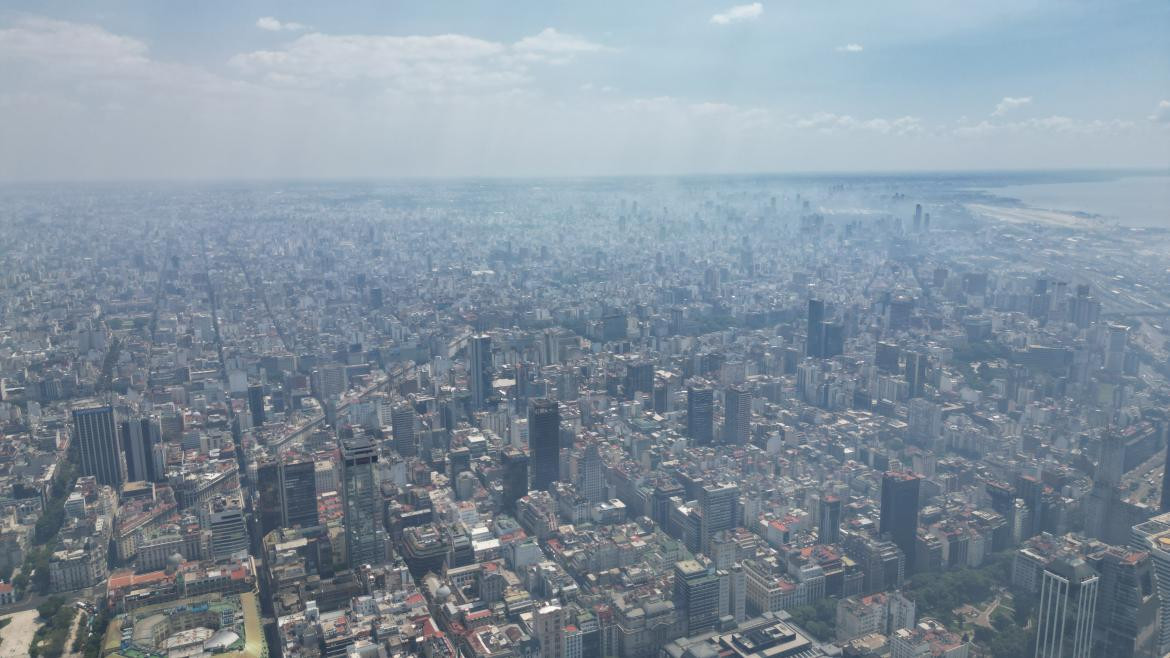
(1, 1), (1168, 180)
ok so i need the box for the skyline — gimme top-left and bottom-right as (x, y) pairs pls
(0, 1), (1168, 180)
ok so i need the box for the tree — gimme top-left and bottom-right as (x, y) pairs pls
(37, 596), (65, 620)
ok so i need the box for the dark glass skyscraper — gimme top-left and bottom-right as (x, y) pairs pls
(341, 436), (382, 567)
(876, 341), (900, 372)
(281, 458), (319, 529)
(500, 446), (528, 514)
(880, 471), (921, 572)
(121, 416), (160, 483)
(469, 334), (493, 410)
(687, 384), (714, 445)
(256, 459), (283, 536)
(1160, 424), (1170, 513)
(722, 385), (751, 445)
(807, 299), (825, 358)
(818, 494), (842, 545)
(248, 383), (266, 427)
(905, 351), (927, 398)
(74, 405), (126, 488)
(529, 398), (561, 491)
(391, 403), (418, 457)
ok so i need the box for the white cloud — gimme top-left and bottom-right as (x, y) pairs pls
(514, 28), (607, 56)
(256, 17), (307, 32)
(710, 3), (763, 25)
(230, 27), (607, 90)
(0, 14), (1163, 180)
(835, 43), (864, 53)
(955, 115), (1133, 137)
(992, 96), (1032, 117)
(793, 112), (921, 135)
(1150, 100), (1170, 123)
(0, 16), (246, 97)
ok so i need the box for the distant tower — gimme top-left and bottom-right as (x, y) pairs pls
(822, 322), (844, 358)
(876, 342), (900, 372)
(206, 496), (249, 559)
(818, 494), (842, 545)
(687, 384), (714, 445)
(341, 436), (382, 567)
(469, 334), (493, 410)
(807, 299), (825, 358)
(880, 472), (921, 572)
(904, 352), (927, 398)
(256, 459), (283, 535)
(698, 482), (739, 555)
(248, 383), (266, 427)
(1087, 546), (1160, 658)
(529, 398), (561, 492)
(673, 559), (720, 636)
(1161, 426), (1170, 513)
(391, 403), (418, 457)
(281, 458), (319, 529)
(121, 416), (161, 482)
(723, 385), (751, 445)
(73, 405), (126, 488)
(1132, 514), (1170, 656)
(579, 443), (606, 503)
(500, 446), (529, 514)
(1105, 325), (1128, 374)
(889, 295), (914, 332)
(1035, 558), (1098, 658)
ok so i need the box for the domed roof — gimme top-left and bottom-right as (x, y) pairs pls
(436, 584), (452, 601)
(204, 628), (241, 651)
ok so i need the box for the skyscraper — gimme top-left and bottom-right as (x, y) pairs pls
(888, 295), (914, 332)
(1131, 514), (1170, 656)
(722, 385), (751, 445)
(880, 472), (921, 572)
(822, 321), (844, 358)
(699, 482), (739, 555)
(1160, 427), (1170, 513)
(529, 398), (561, 492)
(687, 383), (714, 445)
(904, 352), (927, 398)
(818, 494), (841, 545)
(121, 416), (161, 483)
(1087, 546), (1159, 658)
(500, 446), (529, 514)
(807, 299), (825, 358)
(281, 458), (319, 529)
(247, 383), (266, 427)
(256, 459), (283, 536)
(674, 560), (720, 636)
(341, 436), (382, 567)
(207, 494), (249, 559)
(534, 604), (566, 658)
(1105, 324), (1128, 374)
(73, 405), (126, 488)
(391, 403), (418, 457)
(876, 341), (900, 372)
(469, 334), (493, 410)
(579, 442), (605, 503)
(1035, 558), (1099, 658)
(624, 360), (654, 399)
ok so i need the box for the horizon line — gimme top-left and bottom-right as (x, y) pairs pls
(1, 165), (1167, 187)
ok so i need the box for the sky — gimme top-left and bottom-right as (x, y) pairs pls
(0, 1), (1168, 180)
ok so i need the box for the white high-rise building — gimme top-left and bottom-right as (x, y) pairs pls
(1035, 558), (1098, 658)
